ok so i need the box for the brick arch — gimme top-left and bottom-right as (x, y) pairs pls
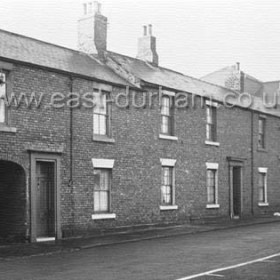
(0, 152), (28, 174)
(0, 158), (27, 242)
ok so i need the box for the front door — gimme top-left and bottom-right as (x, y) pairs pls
(36, 161), (55, 239)
(232, 166), (242, 218)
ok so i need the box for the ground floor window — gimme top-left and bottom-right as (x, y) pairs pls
(92, 159), (115, 215)
(93, 169), (111, 213)
(206, 163), (219, 207)
(160, 159), (176, 207)
(161, 166), (173, 205)
(258, 167), (268, 205)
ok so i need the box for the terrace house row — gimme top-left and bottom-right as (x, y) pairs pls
(0, 2), (279, 242)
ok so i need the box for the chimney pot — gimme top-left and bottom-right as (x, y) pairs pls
(143, 26), (147, 36)
(236, 62), (240, 72)
(88, 2), (93, 14)
(83, 3), (87, 15)
(148, 24), (152, 36)
(94, 1), (101, 14)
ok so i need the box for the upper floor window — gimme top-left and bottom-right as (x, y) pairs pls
(93, 89), (111, 136)
(0, 72), (6, 123)
(161, 95), (175, 136)
(258, 117), (265, 149)
(206, 103), (217, 142)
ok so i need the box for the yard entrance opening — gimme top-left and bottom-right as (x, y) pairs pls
(0, 160), (26, 242)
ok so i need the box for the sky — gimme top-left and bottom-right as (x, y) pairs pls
(1, 0), (280, 81)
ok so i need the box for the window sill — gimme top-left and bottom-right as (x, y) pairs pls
(93, 135), (115, 143)
(206, 204), (220, 209)
(159, 134), (178, 141)
(257, 148), (267, 153)
(258, 202), (269, 207)
(205, 140), (220, 147)
(160, 205), (178, 211)
(0, 125), (17, 133)
(91, 213), (116, 220)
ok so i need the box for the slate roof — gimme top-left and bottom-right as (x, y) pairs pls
(106, 52), (280, 117)
(0, 29), (131, 87)
(0, 28), (279, 117)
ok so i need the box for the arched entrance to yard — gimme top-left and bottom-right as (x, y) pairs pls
(0, 160), (26, 242)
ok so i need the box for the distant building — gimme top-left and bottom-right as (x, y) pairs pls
(0, 2), (279, 242)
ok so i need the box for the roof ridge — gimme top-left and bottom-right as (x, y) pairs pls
(107, 51), (238, 93)
(106, 50), (185, 76)
(264, 80), (280, 84)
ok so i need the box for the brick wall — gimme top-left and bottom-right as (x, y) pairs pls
(1, 62), (279, 240)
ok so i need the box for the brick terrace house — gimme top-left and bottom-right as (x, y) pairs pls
(0, 2), (279, 242)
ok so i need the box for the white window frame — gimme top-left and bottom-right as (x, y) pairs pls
(0, 72), (6, 124)
(205, 100), (219, 146)
(258, 116), (266, 150)
(160, 158), (177, 210)
(258, 167), (269, 206)
(206, 162), (219, 208)
(91, 158), (116, 220)
(160, 91), (176, 139)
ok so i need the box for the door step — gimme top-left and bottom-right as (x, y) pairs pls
(36, 237), (55, 242)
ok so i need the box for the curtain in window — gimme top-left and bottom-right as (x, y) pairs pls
(93, 169), (110, 212)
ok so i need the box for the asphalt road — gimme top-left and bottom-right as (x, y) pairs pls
(0, 222), (280, 280)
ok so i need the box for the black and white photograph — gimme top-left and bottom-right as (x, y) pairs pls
(0, 0), (280, 279)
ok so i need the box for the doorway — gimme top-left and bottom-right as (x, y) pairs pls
(232, 166), (242, 218)
(228, 157), (245, 219)
(30, 153), (61, 242)
(36, 161), (55, 239)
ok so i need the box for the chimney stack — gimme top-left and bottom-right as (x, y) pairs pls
(137, 24), (159, 66)
(78, 1), (107, 56)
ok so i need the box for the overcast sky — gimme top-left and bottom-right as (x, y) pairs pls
(1, 0), (280, 81)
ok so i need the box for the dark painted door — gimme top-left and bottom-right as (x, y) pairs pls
(36, 161), (55, 238)
(232, 166), (241, 217)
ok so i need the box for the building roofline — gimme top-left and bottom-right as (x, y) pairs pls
(0, 28), (83, 55)
(0, 56), (139, 90)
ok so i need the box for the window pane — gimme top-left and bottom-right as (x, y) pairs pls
(161, 185), (172, 205)
(161, 167), (173, 205)
(93, 114), (100, 134)
(99, 115), (107, 135)
(258, 173), (266, 202)
(99, 191), (109, 211)
(0, 74), (6, 123)
(161, 97), (170, 115)
(206, 124), (211, 140)
(0, 100), (5, 123)
(206, 106), (212, 124)
(94, 191), (100, 212)
(258, 119), (264, 134)
(161, 116), (169, 134)
(99, 93), (107, 115)
(207, 169), (216, 204)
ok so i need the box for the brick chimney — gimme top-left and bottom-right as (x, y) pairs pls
(78, 1), (107, 56)
(137, 24), (159, 66)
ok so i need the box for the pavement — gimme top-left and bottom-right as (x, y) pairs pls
(0, 215), (280, 260)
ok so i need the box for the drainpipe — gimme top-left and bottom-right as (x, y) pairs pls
(69, 76), (74, 233)
(251, 110), (254, 216)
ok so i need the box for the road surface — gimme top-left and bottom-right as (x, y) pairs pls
(0, 222), (280, 280)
